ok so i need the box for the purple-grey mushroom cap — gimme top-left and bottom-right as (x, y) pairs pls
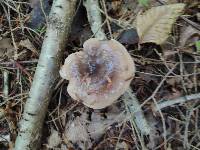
(60, 38), (135, 109)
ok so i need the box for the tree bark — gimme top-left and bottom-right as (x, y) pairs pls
(83, 0), (106, 40)
(14, 0), (77, 149)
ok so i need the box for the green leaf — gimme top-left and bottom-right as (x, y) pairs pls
(195, 41), (200, 53)
(138, 0), (149, 7)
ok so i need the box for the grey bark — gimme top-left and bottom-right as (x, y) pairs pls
(123, 88), (151, 135)
(154, 93), (200, 111)
(83, 0), (107, 40)
(14, 0), (77, 149)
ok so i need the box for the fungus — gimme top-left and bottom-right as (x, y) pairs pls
(60, 38), (135, 109)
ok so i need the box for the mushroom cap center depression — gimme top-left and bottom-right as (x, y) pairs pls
(70, 48), (119, 93)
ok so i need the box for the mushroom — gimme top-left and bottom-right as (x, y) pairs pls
(60, 38), (135, 109)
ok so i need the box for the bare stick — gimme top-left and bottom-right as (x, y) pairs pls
(154, 93), (200, 111)
(101, 0), (113, 39)
(83, 0), (106, 40)
(0, 59), (38, 65)
(0, 70), (8, 120)
(123, 88), (151, 135)
(14, 0), (77, 149)
(3, 70), (9, 99)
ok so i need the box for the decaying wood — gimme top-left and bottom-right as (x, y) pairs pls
(14, 0), (77, 149)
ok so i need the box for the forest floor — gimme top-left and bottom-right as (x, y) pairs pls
(0, 0), (200, 149)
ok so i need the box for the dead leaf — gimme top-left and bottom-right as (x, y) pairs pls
(179, 25), (200, 47)
(116, 141), (129, 150)
(0, 38), (15, 59)
(88, 105), (126, 140)
(0, 38), (13, 50)
(0, 108), (6, 119)
(47, 128), (61, 148)
(64, 116), (91, 149)
(63, 105), (126, 149)
(166, 77), (181, 86)
(136, 3), (185, 44)
(111, 1), (122, 12)
(146, 114), (165, 149)
(117, 28), (139, 44)
(19, 39), (38, 56)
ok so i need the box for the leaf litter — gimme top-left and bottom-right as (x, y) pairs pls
(0, 0), (200, 150)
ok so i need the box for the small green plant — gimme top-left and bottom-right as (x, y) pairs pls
(138, 0), (149, 7)
(36, 25), (46, 34)
(195, 40), (200, 53)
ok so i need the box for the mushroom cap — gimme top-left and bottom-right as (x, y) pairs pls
(60, 38), (135, 109)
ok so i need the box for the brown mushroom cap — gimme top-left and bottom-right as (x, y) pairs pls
(60, 38), (135, 109)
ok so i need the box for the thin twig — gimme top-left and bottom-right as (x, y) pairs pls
(101, 0), (113, 39)
(0, 60), (38, 65)
(152, 97), (167, 150)
(3, 70), (9, 100)
(154, 93), (200, 111)
(1, 2), (18, 59)
(184, 106), (194, 149)
(141, 63), (178, 107)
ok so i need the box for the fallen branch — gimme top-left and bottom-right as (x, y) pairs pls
(83, 0), (106, 40)
(154, 93), (200, 111)
(123, 88), (151, 135)
(84, 0), (151, 135)
(14, 0), (77, 149)
(0, 70), (9, 119)
(3, 70), (9, 99)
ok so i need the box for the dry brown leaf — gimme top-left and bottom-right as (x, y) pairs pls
(19, 39), (38, 55)
(64, 116), (92, 149)
(87, 105), (126, 140)
(63, 104), (126, 149)
(47, 128), (61, 148)
(179, 25), (200, 47)
(0, 38), (13, 50)
(0, 38), (15, 59)
(136, 3), (185, 44)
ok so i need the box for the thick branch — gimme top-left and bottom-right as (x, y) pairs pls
(14, 0), (77, 149)
(83, 0), (106, 40)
